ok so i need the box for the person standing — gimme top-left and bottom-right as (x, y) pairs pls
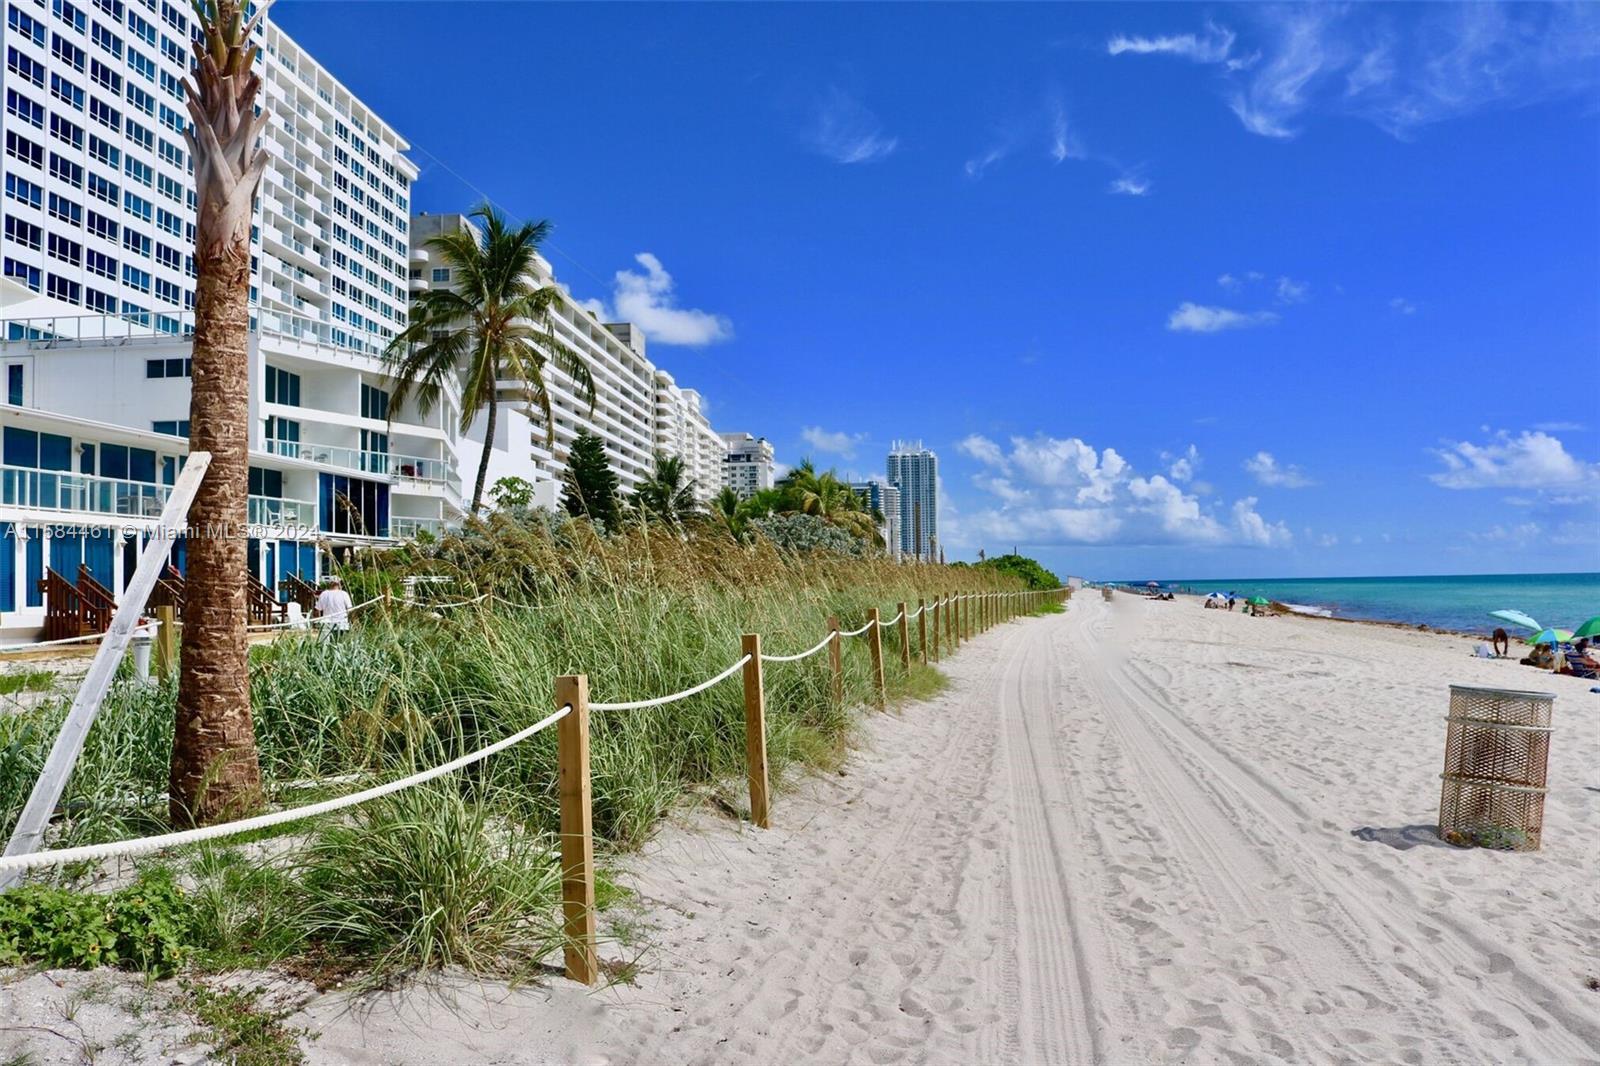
(314, 575), (354, 636)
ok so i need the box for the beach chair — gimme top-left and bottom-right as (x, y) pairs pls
(1565, 653), (1599, 680)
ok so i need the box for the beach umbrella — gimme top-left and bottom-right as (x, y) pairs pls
(1572, 616), (1600, 640)
(1489, 609), (1542, 631)
(1146, 581), (1160, 588)
(1526, 627), (1573, 672)
(1248, 596), (1269, 606)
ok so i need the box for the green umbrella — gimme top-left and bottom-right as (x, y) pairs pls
(1248, 596), (1270, 606)
(1526, 628), (1573, 645)
(1572, 616), (1600, 640)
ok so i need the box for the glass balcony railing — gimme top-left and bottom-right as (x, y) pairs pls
(390, 516), (445, 540)
(265, 439), (390, 474)
(248, 495), (316, 529)
(1, 465), (170, 518)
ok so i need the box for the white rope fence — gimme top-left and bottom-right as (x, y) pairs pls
(839, 619), (876, 638)
(760, 632), (836, 664)
(244, 595), (385, 632)
(0, 704), (573, 874)
(589, 655), (751, 711)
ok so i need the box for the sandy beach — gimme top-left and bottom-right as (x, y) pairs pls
(264, 594), (1596, 1064)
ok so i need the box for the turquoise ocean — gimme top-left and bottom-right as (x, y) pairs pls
(1154, 572), (1599, 635)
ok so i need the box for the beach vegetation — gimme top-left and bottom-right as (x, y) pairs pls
(562, 431), (624, 531)
(975, 553), (1061, 591)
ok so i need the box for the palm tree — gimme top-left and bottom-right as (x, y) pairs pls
(632, 453), (700, 525)
(779, 460), (882, 545)
(384, 204), (593, 514)
(710, 486), (749, 542)
(169, 0), (270, 826)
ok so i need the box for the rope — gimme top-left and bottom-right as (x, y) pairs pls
(760, 631), (835, 663)
(492, 595), (555, 611)
(590, 655), (751, 711)
(0, 705), (572, 874)
(245, 595), (384, 632)
(839, 619), (876, 638)
(412, 592), (489, 610)
(0, 631), (112, 653)
(885, 609), (904, 625)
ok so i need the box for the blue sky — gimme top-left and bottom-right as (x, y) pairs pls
(276, 2), (1600, 579)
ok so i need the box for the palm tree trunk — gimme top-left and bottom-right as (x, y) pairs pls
(171, 0), (268, 825)
(471, 387), (498, 514)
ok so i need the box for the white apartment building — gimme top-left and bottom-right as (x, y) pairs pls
(848, 478), (900, 560)
(411, 213), (724, 505)
(886, 440), (938, 561)
(0, 1), (486, 634)
(719, 432), (774, 499)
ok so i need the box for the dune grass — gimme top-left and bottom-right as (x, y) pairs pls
(0, 514), (1055, 977)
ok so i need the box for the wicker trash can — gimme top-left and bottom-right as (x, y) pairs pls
(1438, 685), (1555, 851)
(1101, 587), (1113, 602)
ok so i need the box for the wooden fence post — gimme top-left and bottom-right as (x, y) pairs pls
(867, 607), (887, 712)
(896, 601), (910, 671)
(917, 598), (928, 665)
(556, 674), (597, 985)
(827, 615), (843, 707)
(740, 634), (769, 829)
(155, 605), (177, 681)
(953, 596), (962, 648)
(931, 597), (941, 662)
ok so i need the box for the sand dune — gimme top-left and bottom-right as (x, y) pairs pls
(297, 597), (1600, 1064)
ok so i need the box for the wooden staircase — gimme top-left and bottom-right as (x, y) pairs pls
(37, 567), (115, 641)
(248, 574), (287, 627)
(278, 572), (318, 615)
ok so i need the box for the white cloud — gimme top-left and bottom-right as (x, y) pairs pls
(1217, 273), (1241, 291)
(1430, 430), (1599, 491)
(955, 433), (1291, 549)
(1166, 302), (1279, 333)
(1108, 175), (1152, 196)
(1275, 276), (1310, 304)
(1534, 421), (1585, 433)
(588, 253), (733, 348)
(806, 88), (897, 164)
(800, 426), (867, 459)
(1163, 444), (1201, 483)
(1107, 21), (1236, 63)
(1389, 296), (1417, 315)
(1048, 100), (1086, 163)
(1243, 451), (1315, 488)
(964, 144), (1010, 180)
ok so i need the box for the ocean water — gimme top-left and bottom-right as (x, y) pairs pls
(1153, 572), (1600, 634)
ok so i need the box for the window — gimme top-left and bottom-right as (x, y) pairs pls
(5, 88), (44, 128)
(49, 72), (84, 111)
(151, 419), (188, 437)
(89, 58), (120, 93)
(90, 20), (121, 57)
(265, 416), (299, 445)
(123, 190), (152, 221)
(49, 153), (83, 187)
(51, 33), (86, 72)
(4, 174), (42, 209)
(431, 268), (450, 283)
(7, 46), (45, 87)
(156, 173), (182, 203)
(49, 112), (83, 148)
(157, 101), (182, 134)
(52, 0), (85, 32)
(85, 249), (115, 278)
(88, 133), (117, 166)
(154, 241), (179, 270)
(158, 32), (180, 64)
(47, 234), (81, 265)
(87, 172), (117, 204)
(122, 264), (151, 292)
(121, 229), (149, 257)
(127, 47), (154, 81)
(154, 207), (180, 235)
(7, 365), (23, 406)
(124, 116), (152, 149)
(46, 193), (80, 225)
(91, 0), (123, 16)
(158, 0), (184, 33)
(125, 83), (152, 115)
(264, 365), (301, 407)
(46, 273), (80, 303)
(4, 217), (42, 250)
(7, 130), (43, 169)
(157, 137), (183, 169)
(3, 260), (41, 292)
(153, 277), (179, 304)
(84, 286), (113, 312)
(88, 95), (118, 129)
(86, 210), (117, 240)
(145, 357), (190, 378)
(8, 5), (46, 45)
(123, 156), (152, 186)
(360, 383), (389, 421)
(127, 10), (153, 44)
(119, 300), (147, 324)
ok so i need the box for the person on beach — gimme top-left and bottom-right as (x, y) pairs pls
(314, 574), (354, 636)
(1492, 628), (1510, 658)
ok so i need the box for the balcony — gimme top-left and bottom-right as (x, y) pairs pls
(1, 465), (169, 519)
(390, 515), (445, 540)
(264, 439), (391, 475)
(247, 495), (316, 530)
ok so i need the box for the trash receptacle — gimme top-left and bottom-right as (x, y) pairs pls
(1101, 587), (1113, 602)
(130, 622), (156, 684)
(1438, 684), (1554, 851)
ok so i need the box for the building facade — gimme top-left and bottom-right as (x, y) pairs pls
(849, 478), (900, 560)
(886, 440), (937, 561)
(719, 432), (773, 499)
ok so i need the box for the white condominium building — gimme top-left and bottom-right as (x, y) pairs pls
(719, 432), (774, 499)
(411, 213), (724, 504)
(849, 478), (901, 560)
(886, 440), (938, 561)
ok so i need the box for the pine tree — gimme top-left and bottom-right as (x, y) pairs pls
(562, 432), (622, 531)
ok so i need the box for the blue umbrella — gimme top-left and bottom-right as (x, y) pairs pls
(1489, 609), (1542, 631)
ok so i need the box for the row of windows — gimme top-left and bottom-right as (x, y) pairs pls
(145, 356), (190, 378)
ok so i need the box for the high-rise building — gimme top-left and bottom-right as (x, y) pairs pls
(719, 432), (774, 499)
(849, 479), (900, 559)
(886, 440), (937, 560)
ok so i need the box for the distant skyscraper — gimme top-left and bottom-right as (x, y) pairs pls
(720, 432), (775, 499)
(849, 479), (901, 559)
(886, 441), (937, 560)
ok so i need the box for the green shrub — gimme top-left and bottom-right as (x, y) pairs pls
(0, 868), (194, 976)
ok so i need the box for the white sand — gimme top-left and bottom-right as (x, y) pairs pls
(281, 595), (1599, 1064)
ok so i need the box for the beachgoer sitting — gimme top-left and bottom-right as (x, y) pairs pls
(1521, 644), (1554, 668)
(1566, 651), (1600, 680)
(1491, 628), (1509, 658)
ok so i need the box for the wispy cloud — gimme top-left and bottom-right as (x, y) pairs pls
(1108, 4), (1600, 140)
(1108, 175), (1152, 196)
(1275, 276), (1310, 304)
(1048, 98), (1086, 163)
(1430, 429), (1599, 492)
(1107, 21), (1236, 63)
(1166, 302), (1279, 333)
(964, 144), (1011, 180)
(806, 88), (897, 164)
(1243, 451), (1314, 488)
(585, 253), (733, 347)
(1389, 296), (1417, 315)
(801, 426), (867, 459)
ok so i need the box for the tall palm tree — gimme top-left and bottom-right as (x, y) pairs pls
(710, 486), (749, 542)
(779, 460), (881, 545)
(169, 0), (270, 826)
(632, 452), (700, 525)
(384, 205), (593, 514)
